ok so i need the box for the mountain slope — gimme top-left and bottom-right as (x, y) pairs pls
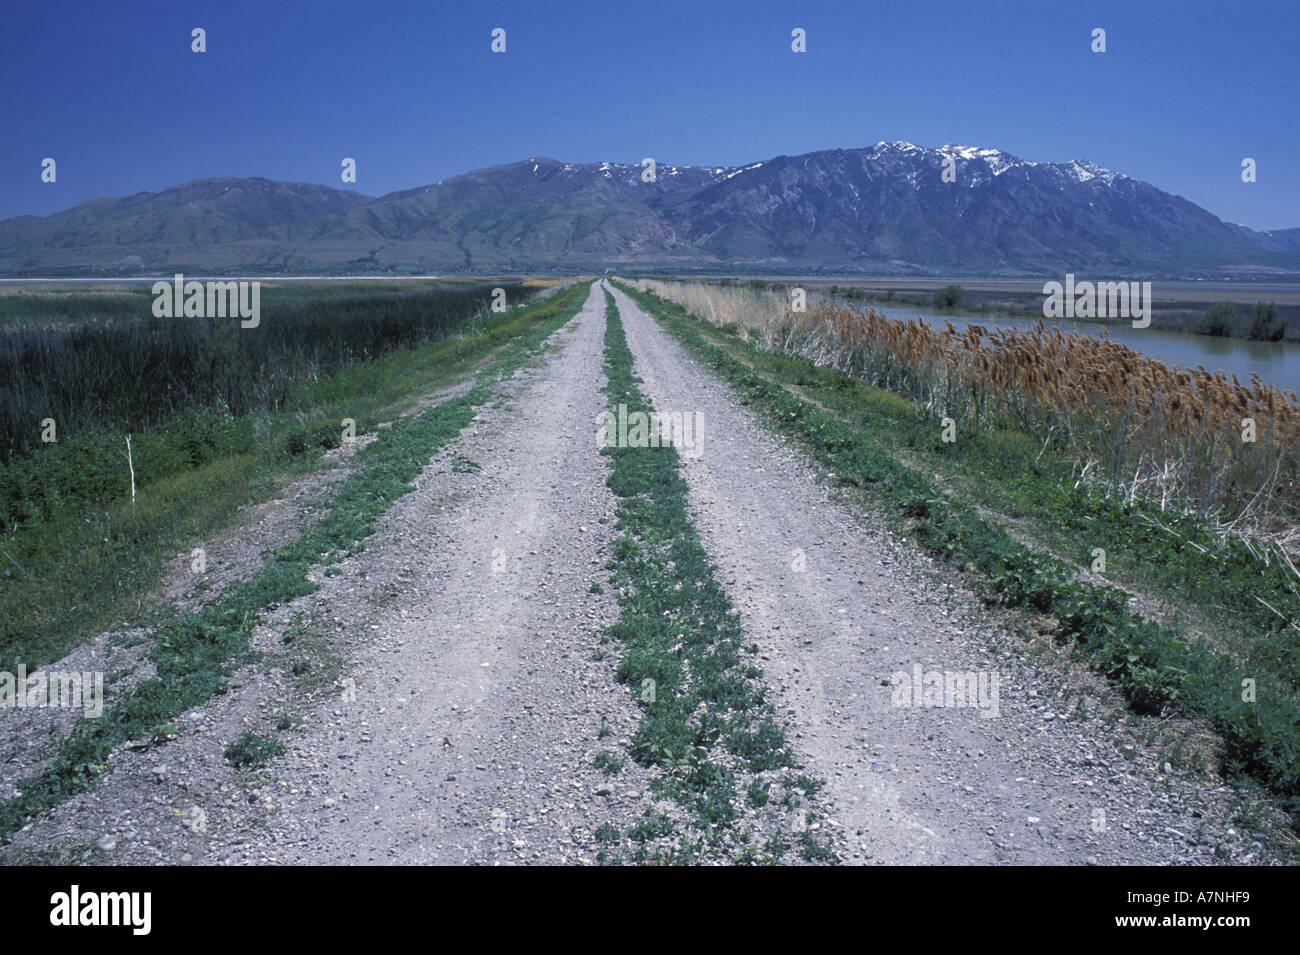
(292, 158), (735, 269)
(0, 178), (372, 272)
(660, 143), (1287, 272)
(1, 145), (1296, 276)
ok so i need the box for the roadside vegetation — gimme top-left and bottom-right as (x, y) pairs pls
(0, 282), (578, 674)
(0, 281), (591, 839)
(618, 278), (1300, 829)
(635, 279), (1299, 553)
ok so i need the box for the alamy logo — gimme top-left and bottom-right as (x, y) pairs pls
(0, 666), (103, 718)
(151, 273), (260, 328)
(890, 664), (1000, 718)
(596, 403), (704, 458)
(1042, 274), (1151, 328)
(50, 885), (151, 935)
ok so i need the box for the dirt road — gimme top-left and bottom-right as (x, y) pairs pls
(1, 281), (1265, 865)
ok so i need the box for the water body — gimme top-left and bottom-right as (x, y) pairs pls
(851, 300), (1300, 396)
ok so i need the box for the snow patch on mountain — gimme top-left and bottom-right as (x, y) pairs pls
(722, 161), (765, 181)
(1062, 159), (1122, 185)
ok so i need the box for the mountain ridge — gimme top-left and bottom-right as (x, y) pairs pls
(2, 144), (1297, 277)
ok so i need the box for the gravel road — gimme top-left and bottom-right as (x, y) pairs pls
(0, 281), (1275, 866)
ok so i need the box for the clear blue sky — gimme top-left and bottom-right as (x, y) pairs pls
(3, 0), (1297, 230)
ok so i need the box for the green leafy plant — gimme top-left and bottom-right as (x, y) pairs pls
(223, 731), (285, 769)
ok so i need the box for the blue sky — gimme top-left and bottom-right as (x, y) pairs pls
(2, 0), (1297, 229)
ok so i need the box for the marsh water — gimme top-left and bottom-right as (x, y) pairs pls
(854, 300), (1300, 395)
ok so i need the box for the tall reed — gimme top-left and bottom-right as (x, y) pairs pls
(636, 279), (1300, 555)
(0, 283), (524, 462)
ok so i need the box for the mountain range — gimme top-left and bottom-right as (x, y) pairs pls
(3, 142), (1298, 277)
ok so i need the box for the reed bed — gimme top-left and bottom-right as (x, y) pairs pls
(0, 282), (524, 462)
(636, 279), (1300, 556)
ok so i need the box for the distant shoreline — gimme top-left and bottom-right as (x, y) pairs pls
(710, 276), (1300, 344)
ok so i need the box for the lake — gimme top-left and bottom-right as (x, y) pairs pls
(842, 300), (1300, 396)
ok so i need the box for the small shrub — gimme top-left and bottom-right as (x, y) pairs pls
(932, 284), (964, 308)
(626, 809), (675, 842)
(1248, 302), (1285, 341)
(224, 731), (285, 768)
(593, 750), (624, 775)
(1197, 301), (1238, 337)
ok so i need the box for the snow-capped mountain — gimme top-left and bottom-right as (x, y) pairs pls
(1, 144), (1295, 275)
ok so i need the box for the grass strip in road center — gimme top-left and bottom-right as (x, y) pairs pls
(596, 285), (834, 865)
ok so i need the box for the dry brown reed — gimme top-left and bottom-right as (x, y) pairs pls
(635, 279), (1300, 554)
